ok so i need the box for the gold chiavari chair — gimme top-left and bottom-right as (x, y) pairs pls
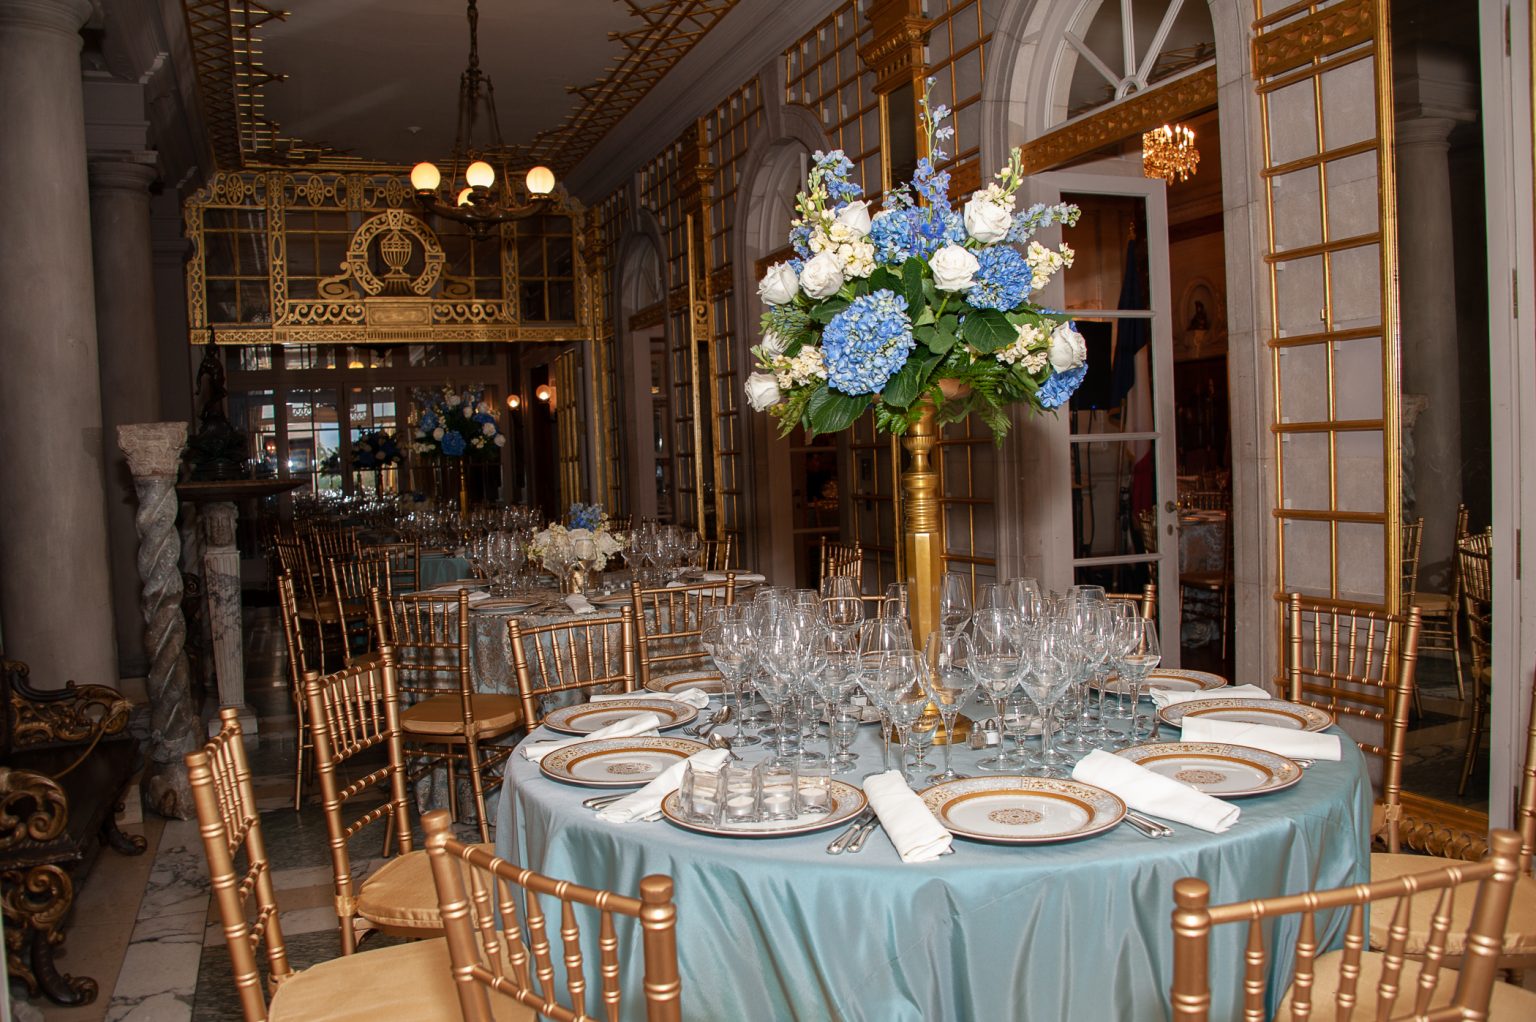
(630, 578), (736, 692)
(1400, 517), (1425, 606)
(365, 539), (422, 596)
(276, 572), (316, 811)
(1457, 529), (1493, 796)
(327, 556), (392, 665)
(1180, 508), (1233, 659)
(376, 589), (523, 844)
(421, 809), (679, 1022)
(1135, 506), (1159, 555)
(1285, 594), (1422, 853)
(303, 649), (461, 954)
(1178, 489), (1230, 512)
(1170, 829), (1533, 1021)
(507, 608), (637, 730)
(819, 539), (862, 587)
(310, 525), (361, 565)
(702, 533), (735, 572)
(189, 709), (475, 1022)
(1107, 582), (1157, 622)
(1413, 504), (1470, 700)
(278, 535), (345, 667)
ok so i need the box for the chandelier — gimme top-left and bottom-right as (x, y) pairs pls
(1141, 123), (1200, 184)
(410, 0), (555, 236)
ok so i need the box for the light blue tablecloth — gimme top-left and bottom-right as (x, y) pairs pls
(419, 552), (471, 587)
(495, 717), (1371, 1021)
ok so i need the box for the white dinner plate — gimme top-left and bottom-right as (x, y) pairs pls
(427, 578), (488, 591)
(470, 597), (542, 612)
(644, 670), (725, 696)
(659, 780), (865, 838)
(1156, 697), (1334, 732)
(1092, 668), (1227, 696)
(1115, 742), (1303, 798)
(538, 736), (708, 788)
(919, 776), (1126, 845)
(542, 698), (698, 735)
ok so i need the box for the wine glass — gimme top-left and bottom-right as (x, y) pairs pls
(939, 572), (973, 632)
(859, 617), (911, 771)
(814, 650), (863, 771)
(1119, 618), (1162, 741)
(712, 611), (760, 746)
(921, 629), (978, 783)
(1018, 627), (1074, 777)
(875, 651), (928, 784)
(821, 595), (864, 652)
(819, 575), (859, 601)
(968, 611), (1023, 773)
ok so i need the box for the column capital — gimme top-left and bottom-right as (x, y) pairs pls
(118, 421), (187, 478)
(89, 156), (158, 195)
(1394, 115), (1459, 151)
(0, 0), (93, 37)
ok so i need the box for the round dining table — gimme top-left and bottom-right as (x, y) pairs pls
(494, 712), (1371, 1022)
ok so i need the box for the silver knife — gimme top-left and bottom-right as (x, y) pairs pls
(845, 816), (881, 853)
(1126, 810), (1174, 837)
(826, 810), (874, 854)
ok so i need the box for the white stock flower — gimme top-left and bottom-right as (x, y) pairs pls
(838, 239), (876, 279)
(1048, 321), (1088, 372)
(833, 200), (872, 236)
(745, 372), (783, 411)
(494, 434), (506, 447)
(481, 422), (496, 436)
(1027, 241), (1074, 290)
(963, 193), (1012, 244)
(799, 251), (845, 299)
(929, 244), (980, 292)
(432, 427), (446, 441)
(757, 262), (799, 305)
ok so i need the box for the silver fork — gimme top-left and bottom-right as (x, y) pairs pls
(826, 811), (874, 854)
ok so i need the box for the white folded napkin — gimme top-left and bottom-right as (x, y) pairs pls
(598, 748), (730, 823)
(1151, 683), (1271, 710)
(862, 770), (952, 862)
(518, 713), (663, 763)
(1179, 717), (1342, 761)
(465, 589), (492, 604)
(565, 594), (597, 614)
(590, 688), (711, 709)
(1071, 749), (1240, 834)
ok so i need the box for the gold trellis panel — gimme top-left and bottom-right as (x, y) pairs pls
(182, 169), (598, 346)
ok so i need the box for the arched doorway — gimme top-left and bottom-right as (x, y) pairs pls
(616, 227), (670, 523)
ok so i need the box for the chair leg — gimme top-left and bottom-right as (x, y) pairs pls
(1219, 585), (1230, 660)
(293, 699), (307, 811)
(1450, 615), (1465, 700)
(465, 735), (491, 844)
(445, 754), (459, 821)
(1458, 678), (1486, 796)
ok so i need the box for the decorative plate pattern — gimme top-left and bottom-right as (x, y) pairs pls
(542, 698), (698, 735)
(644, 670), (725, 696)
(1093, 668), (1227, 696)
(538, 737), (708, 788)
(1115, 742), (1303, 798)
(659, 780), (866, 838)
(1156, 698), (1334, 732)
(918, 777), (1126, 844)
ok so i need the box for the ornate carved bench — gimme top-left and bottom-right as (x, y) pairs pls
(0, 659), (145, 1005)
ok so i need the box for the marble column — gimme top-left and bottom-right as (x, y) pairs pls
(1395, 115), (1463, 575)
(202, 501), (256, 733)
(0, 0), (117, 689)
(92, 157), (162, 679)
(117, 422), (199, 820)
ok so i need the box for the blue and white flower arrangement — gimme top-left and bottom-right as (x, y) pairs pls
(350, 429), (402, 471)
(746, 81), (1088, 439)
(530, 503), (626, 574)
(411, 385), (506, 459)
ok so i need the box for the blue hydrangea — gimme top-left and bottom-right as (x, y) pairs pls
(1038, 364), (1088, 409)
(472, 412), (493, 426)
(440, 430), (467, 456)
(420, 411), (439, 431)
(870, 209), (914, 264)
(912, 207), (965, 259)
(871, 206), (964, 265)
(821, 290), (915, 395)
(966, 246), (1033, 311)
(567, 502), (603, 530)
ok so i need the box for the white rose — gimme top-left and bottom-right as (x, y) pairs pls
(1048, 322), (1088, 372)
(481, 422), (495, 436)
(745, 372), (783, 411)
(759, 329), (788, 358)
(963, 195), (1012, 244)
(833, 200), (872, 236)
(432, 427), (445, 441)
(494, 434), (506, 447)
(929, 244), (980, 291)
(798, 251), (845, 299)
(757, 262), (798, 305)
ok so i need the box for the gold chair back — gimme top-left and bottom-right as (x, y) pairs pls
(507, 608), (637, 729)
(301, 647), (414, 954)
(1170, 829), (1524, 1021)
(1456, 530), (1494, 796)
(1519, 665), (1536, 875)
(819, 540), (862, 585)
(311, 526), (361, 564)
(1179, 489), (1230, 512)
(187, 709), (293, 1021)
(365, 539), (422, 595)
(376, 589), (471, 703)
(1135, 506), (1159, 555)
(630, 579), (736, 689)
(422, 809), (682, 1022)
(1285, 594), (1422, 852)
(1400, 516), (1424, 604)
(702, 534), (735, 572)
(328, 555), (392, 664)
(1107, 583), (1157, 621)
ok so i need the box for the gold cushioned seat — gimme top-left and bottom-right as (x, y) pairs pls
(400, 693), (524, 736)
(357, 842), (495, 930)
(1276, 949), (1536, 1020)
(1368, 852), (1536, 956)
(268, 937), (534, 1021)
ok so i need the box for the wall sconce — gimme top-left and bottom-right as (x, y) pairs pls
(535, 383), (556, 408)
(505, 393), (522, 410)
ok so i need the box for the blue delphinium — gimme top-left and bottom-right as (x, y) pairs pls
(567, 502), (603, 530)
(439, 430), (466, 456)
(967, 246), (1033, 311)
(822, 290), (915, 395)
(1038, 364), (1088, 409)
(789, 222), (813, 260)
(912, 157), (951, 210)
(813, 150), (862, 203)
(1007, 202), (1082, 244)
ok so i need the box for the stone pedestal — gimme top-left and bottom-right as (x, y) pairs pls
(0, 0), (117, 689)
(201, 500), (256, 735)
(117, 422), (199, 819)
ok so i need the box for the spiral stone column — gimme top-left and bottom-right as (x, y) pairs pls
(118, 422), (200, 819)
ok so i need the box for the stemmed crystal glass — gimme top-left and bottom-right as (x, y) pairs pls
(1118, 618), (1162, 741)
(1018, 627), (1074, 777)
(939, 572), (973, 633)
(813, 649), (862, 771)
(858, 617), (911, 771)
(921, 629), (978, 783)
(968, 609), (1023, 772)
(712, 611), (761, 746)
(875, 651), (929, 784)
(1054, 596), (1104, 754)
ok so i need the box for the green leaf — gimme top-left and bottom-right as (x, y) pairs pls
(868, 267), (900, 294)
(926, 323), (958, 354)
(880, 352), (940, 409)
(806, 386), (868, 437)
(961, 309), (1016, 353)
(809, 299), (850, 325)
(913, 305), (936, 326)
(901, 258), (926, 310)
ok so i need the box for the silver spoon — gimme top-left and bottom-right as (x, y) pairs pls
(707, 731), (741, 761)
(686, 703), (731, 738)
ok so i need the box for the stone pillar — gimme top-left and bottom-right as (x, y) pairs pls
(203, 501), (256, 733)
(91, 157), (162, 679)
(117, 422), (199, 819)
(0, 0), (117, 689)
(1396, 115), (1463, 575)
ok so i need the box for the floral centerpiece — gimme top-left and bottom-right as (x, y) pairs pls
(350, 429), (402, 471)
(746, 81), (1088, 439)
(411, 385), (506, 458)
(529, 503), (626, 581)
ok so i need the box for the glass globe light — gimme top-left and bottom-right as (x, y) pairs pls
(456, 187), (474, 207)
(410, 162), (441, 191)
(506, 394), (522, 410)
(524, 165), (556, 196)
(465, 161), (496, 188)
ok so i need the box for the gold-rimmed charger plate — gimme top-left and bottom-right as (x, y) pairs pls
(1157, 697), (1333, 732)
(1092, 668), (1227, 696)
(1115, 742), (1303, 798)
(542, 698), (697, 736)
(919, 777), (1126, 844)
(659, 780), (865, 838)
(538, 736), (708, 788)
(644, 670), (724, 697)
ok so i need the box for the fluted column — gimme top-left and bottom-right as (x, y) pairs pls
(0, 0), (116, 688)
(91, 157), (162, 679)
(118, 422), (199, 819)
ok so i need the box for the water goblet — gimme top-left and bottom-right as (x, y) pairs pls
(921, 629), (978, 783)
(939, 572), (973, 632)
(828, 704), (862, 772)
(908, 711), (940, 771)
(967, 613), (1022, 773)
(1119, 618), (1162, 741)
